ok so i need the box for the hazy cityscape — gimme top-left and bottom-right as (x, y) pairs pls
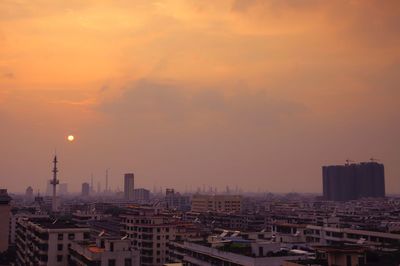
(1, 1), (400, 266)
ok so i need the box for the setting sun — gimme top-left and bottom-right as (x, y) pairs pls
(67, 135), (75, 142)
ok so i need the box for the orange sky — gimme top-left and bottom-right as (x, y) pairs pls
(1, 0), (399, 193)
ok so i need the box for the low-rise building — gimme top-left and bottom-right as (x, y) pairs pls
(69, 236), (139, 266)
(191, 194), (242, 213)
(168, 239), (309, 266)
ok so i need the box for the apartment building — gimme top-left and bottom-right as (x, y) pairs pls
(121, 207), (194, 266)
(15, 218), (90, 266)
(69, 236), (139, 265)
(168, 240), (308, 266)
(191, 194), (242, 213)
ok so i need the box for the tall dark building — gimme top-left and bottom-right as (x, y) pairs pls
(124, 173), (135, 200)
(81, 182), (90, 197)
(323, 162), (385, 201)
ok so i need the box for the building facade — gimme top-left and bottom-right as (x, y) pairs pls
(323, 162), (385, 201)
(124, 173), (135, 201)
(0, 189), (11, 252)
(191, 194), (242, 213)
(81, 183), (90, 197)
(121, 207), (181, 266)
(15, 218), (90, 265)
(69, 236), (139, 266)
(133, 188), (150, 202)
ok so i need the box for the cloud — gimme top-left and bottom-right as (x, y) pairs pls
(100, 79), (307, 131)
(2, 71), (14, 79)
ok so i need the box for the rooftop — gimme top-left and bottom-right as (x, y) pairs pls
(30, 218), (88, 230)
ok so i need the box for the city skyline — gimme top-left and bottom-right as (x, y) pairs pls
(1, 1), (399, 193)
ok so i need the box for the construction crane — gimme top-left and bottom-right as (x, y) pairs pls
(370, 157), (380, 162)
(345, 159), (354, 165)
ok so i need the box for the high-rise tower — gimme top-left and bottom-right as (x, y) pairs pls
(50, 155), (59, 212)
(322, 161), (385, 201)
(124, 173), (134, 200)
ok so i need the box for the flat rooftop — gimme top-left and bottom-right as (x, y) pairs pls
(30, 218), (88, 229)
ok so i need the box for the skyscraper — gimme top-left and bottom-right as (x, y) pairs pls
(124, 173), (134, 200)
(323, 161), (385, 201)
(25, 186), (33, 202)
(82, 182), (90, 197)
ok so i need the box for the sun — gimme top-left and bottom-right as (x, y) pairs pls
(67, 135), (75, 142)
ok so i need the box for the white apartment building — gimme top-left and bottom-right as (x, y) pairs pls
(121, 207), (187, 266)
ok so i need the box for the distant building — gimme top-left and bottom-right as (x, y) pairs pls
(25, 186), (34, 202)
(133, 188), (150, 201)
(165, 189), (190, 211)
(124, 173), (134, 201)
(323, 162), (385, 201)
(59, 183), (68, 196)
(82, 183), (90, 197)
(0, 189), (11, 252)
(46, 179), (52, 196)
(191, 194), (243, 213)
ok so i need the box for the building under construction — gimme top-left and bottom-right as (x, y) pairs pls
(322, 161), (385, 201)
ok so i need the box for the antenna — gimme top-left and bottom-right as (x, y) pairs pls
(50, 154), (59, 212)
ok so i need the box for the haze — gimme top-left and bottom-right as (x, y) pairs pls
(0, 0), (399, 193)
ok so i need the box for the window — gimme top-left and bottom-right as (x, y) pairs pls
(57, 244), (63, 251)
(124, 258), (132, 266)
(110, 242), (114, 252)
(108, 259), (116, 266)
(68, 233), (75, 240)
(346, 255), (351, 266)
(58, 234), (63, 240)
(84, 232), (90, 239)
(57, 255), (63, 262)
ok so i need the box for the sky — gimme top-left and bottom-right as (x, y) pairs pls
(0, 0), (399, 194)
